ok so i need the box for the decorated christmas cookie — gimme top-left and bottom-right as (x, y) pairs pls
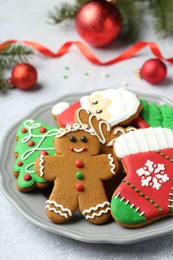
(76, 108), (136, 200)
(52, 88), (142, 128)
(111, 127), (173, 228)
(139, 99), (173, 130)
(13, 119), (59, 192)
(34, 109), (119, 224)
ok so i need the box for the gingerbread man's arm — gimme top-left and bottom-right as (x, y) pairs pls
(93, 154), (119, 181)
(34, 155), (63, 181)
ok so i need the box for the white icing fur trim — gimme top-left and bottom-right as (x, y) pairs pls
(46, 200), (72, 216)
(108, 154), (116, 174)
(85, 207), (110, 219)
(114, 127), (173, 158)
(52, 102), (70, 116)
(39, 155), (44, 177)
(45, 205), (68, 218)
(82, 201), (110, 215)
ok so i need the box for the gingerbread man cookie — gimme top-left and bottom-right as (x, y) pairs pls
(111, 127), (173, 228)
(13, 119), (59, 192)
(34, 109), (119, 224)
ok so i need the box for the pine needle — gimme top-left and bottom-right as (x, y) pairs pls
(0, 43), (33, 67)
(117, 0), (143, 42)
(0, 67), (7, 91)
(48, 3), (79, 24)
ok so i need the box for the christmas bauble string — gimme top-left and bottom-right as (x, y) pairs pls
(1, 40), (173, 65)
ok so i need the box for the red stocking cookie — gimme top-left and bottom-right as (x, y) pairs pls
(34, 109), (119, 224)
(111, 127), (173, 228)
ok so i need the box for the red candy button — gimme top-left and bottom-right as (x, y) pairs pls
(76, 183), (84, 191)
(24, 174), (32, 181)
(28, 140), (35, 146)
(17, 161), (23, 166)
(75, 160), (84, 168)
(21, 128), (27, 133)
(40, 151), (48, 155)
(39, 127), (47, 133)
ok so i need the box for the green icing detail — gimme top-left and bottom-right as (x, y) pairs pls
(154, 204), (158, 208)
(159, 208), (163, 212)
(13, 119), (59, 189)
(170, 197), (173, 213)
(165, 156), (169, 159)
(146, 196), (149, 200)
(135, 188), (139, 192)
(111, 196), (146, 225)
(126, 181), (130, 185)
(130, 185), (134, 188)
(76, 172), (84, 180)
(122, 179), (125, 183)
(150, 200), (154, 204)
(140, 99), (173, 130)
(170, 159), (173, 162)
(140, 193), (144, 197)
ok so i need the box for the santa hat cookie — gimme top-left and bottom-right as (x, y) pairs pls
(111, 127), (173, 228)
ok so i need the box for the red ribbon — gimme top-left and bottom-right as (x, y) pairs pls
(1, 40), (173, 65)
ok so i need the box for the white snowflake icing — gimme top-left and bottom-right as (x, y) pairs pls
(136, 160), (169, 190)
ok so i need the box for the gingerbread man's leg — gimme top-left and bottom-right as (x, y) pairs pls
(78, 183), (111, 224)
(45, 180), (78, 224)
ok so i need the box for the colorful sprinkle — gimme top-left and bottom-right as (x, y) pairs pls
(84, 72), (89, 76)
(64, 66), (70, 70)
(64, 75), (69, 79)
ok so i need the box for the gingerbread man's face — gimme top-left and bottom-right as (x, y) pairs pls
(54, 130), (100, 156)
(89, 94), (111, 121)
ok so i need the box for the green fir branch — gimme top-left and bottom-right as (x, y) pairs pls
(117, 0), (143, 42)
(48, 3), (80, 24)
(150, 0), (173, 37)
(0, 67), (7, 91)
(0, 43), (33, 67)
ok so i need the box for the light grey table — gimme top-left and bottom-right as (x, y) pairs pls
(1, 0), (173, 259)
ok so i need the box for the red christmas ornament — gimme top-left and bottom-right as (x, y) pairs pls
(137, 58), (167, 85)
(9, 63), (37, 90)
(75, 0), (122, 47)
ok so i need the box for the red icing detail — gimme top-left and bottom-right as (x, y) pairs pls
(76, 183), (84, 191)
(40, 151), (48, 155)
(17, 161), (23, 166)
(70, 146), (74, 151)
(28, 140), (35, 146)
(83, 146), (87, 151)
(75, 160), (84, 168)
(131, 116), (149, 129)
(115, 149), (173, 219)
(58, 101), (81, 127)
(21, 128), (27, 133)
(24, 174), (32, 181)
(39, 127), (47, 133)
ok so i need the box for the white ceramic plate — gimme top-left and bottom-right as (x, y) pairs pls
(1, 90), (173, 244)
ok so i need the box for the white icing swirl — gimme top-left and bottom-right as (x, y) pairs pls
(39, 155), (44, 177)
(46, 200), (72, 216)
(82, 201), (110, 215)
(108, 154), (116, 174)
